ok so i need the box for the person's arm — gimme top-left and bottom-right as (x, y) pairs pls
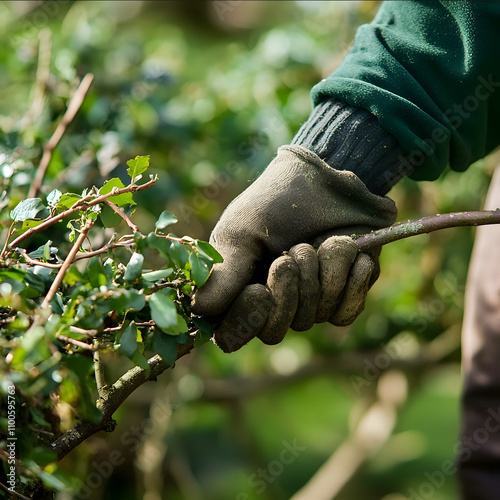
(193, 1), (500, 352)
(310, 1), (500, 182)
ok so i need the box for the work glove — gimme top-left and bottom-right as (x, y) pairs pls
(191, 144), (397, 351)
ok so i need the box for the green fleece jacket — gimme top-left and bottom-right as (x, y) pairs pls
(311, 0), (500, 182)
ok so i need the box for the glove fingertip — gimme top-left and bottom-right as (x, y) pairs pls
(213, 284), (272, 353)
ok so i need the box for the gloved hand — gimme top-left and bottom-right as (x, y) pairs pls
(191, 145), (397, 350)
(213, 235), (381, 352)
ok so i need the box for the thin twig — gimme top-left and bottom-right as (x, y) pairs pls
(69, 326), (99, 337)
(290, 371), (408, 500)
(29, 73), (94, 198)
(355, 209), (500, 250)
(22, 29), (52, 128)
(56, 335), (95, 351)
(41, 218), (94, 309)
(93, 341), (106, 394)
(0, 481), (32, 500)
(20, 250), (61, 269)
(104, 199), (139, 233)
(10, 177), (156, 249)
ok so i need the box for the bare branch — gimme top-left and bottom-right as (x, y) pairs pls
(10, 176), (156, 249)
(104, 199), (139, 233)
(52, 340), (194, 461)
(29, 73), (94, 198)
(41, 218), (94, 309)
(56, 335), (95, 351)
(356, 209), (500, 250)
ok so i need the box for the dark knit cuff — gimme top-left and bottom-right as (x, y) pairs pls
(291, 99), (413, 196)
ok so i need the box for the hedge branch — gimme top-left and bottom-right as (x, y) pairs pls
(355, 209), (500, 250)
(52, 341), (194, 461)
(9, 176), (156, 249)
(29, 73), (94, 198)
(48, 208), (500, 461)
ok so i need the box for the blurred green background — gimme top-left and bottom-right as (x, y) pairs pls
(1, 1), (497, 499)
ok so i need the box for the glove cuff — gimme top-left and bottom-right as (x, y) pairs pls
(292, 98), (412, 195)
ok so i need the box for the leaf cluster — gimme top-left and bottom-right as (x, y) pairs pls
(0, 156), (219, 493)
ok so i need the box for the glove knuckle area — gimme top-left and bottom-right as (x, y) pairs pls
(214, 284), (272, 353)
(191, 246), (257, 316)
(258, 255), (299, 345)
(330, 253), (375, 326)
(315, 236), (358, 323)
(289, 243), (320, 332)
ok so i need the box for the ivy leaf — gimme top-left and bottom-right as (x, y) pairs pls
(194, 240), (223, 264)
(169, 240), (188, 268)
(149, 290), (188, 335)
(10, 198), (46, 222)
(194, 330), (213, 347)
(0, 268), (26, 282)
(141, 268), (173, 282)
(47, 189), (62, 207)
(126, 155), (150, 182)
(192, 316), (214, 334)
(57, 193), (82, 210)
(28, 243), (57, 260)
(155, 210), (177, 231)
(86, 257), (110, 288)
(153, 330), (178, 365)
(99, 178), (135, 207)
(120, 323), (138, 358)
(100, 203), (122, 228)
(188, 252), (211, 287)
(123, 252), (144, 282)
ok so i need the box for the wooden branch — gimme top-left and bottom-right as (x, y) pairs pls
(10, 176), (156, 249)
(29, 73), (94, 198)
(290, 371), (408, 500)
(93, 342), (106, 394)
(104, 199), (139, 233)
(41, 218), (94, 309)
(355, 209), (500, 250)
(56, 335), (95, 351)
(0, 481), (32, 500)
(51, 341), (194, 461)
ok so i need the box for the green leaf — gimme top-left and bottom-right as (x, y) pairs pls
(123, 252), (144, 282)
(86, 257), (109, 288)
(192, 316), (214, 334)
(149, 290), (188, 335)
(28, 242), (57, 261)
(153, 330), (178, 365)
(100, 203), (123, 228)
(99, 178), (135, 207)
(38, 470), (66, 491)
(47, 189), (62, 207)
(188, 252), (211, 286)
(10, 198), (46, 222)
(169, 240), (188, 268)
(131, 350), (149, 373)
(155, 210), (178, 231)
(195, 240), (223, 264)
(57, 193), (82, 210)
(194, 330), (213, 347)
(120, 323), (139, 358)
(141, 268), (173, 282)
(0, 268), (26, 282)
(126, 155), (150, 182)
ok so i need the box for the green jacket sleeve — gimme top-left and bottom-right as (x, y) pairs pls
(311, 0), (500, 181)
